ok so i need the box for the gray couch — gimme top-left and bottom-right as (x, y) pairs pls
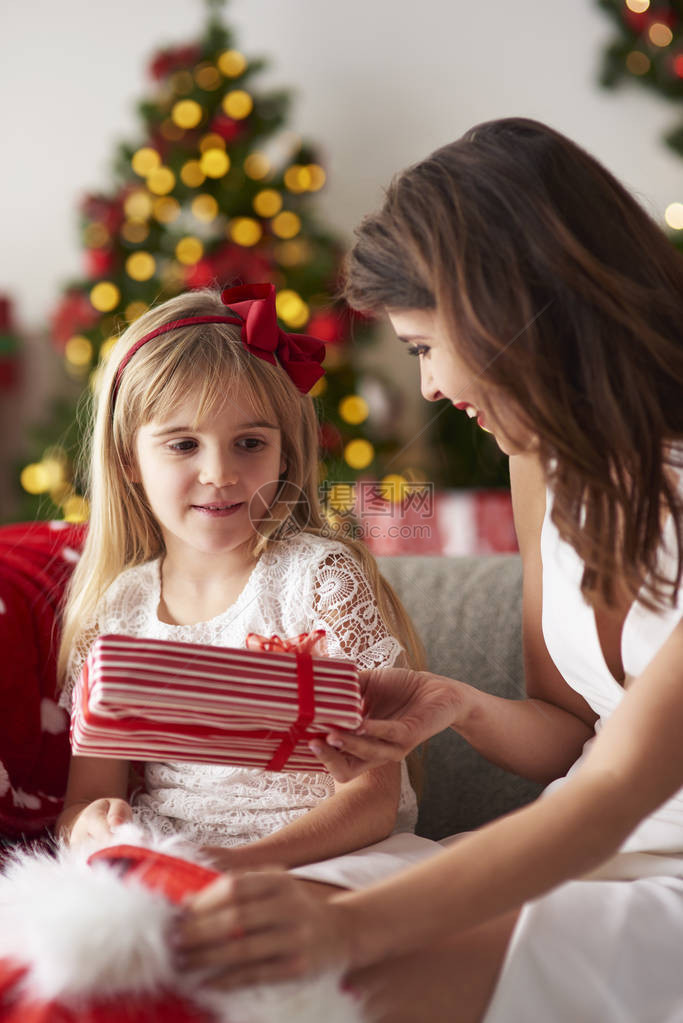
(377, 554), (542, 839)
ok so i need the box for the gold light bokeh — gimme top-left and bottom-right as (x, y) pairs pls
(125, 251), (156, 281)
(172, 99), (204, 129)
(199, 133), (226, 153)
(344, 438), (375, 470)
(649, 22), (673, 47)
(160, 118), (185, 142)
(339, 395), (370, 425)
(625, 50), (651, 75)
(253, 188), (283, 217)
(309, 376), (327, 398)
(124, 190), (153, 221)
(153, 196), (181, 223)
(625, 0), (650, 10)
(276, 289), (309, 328)
(65, 335), (93, 367)
(90, 282), (120, 312)
(284, 165), (311, 193)
(272, 211), (301, 239)
(222, 89), (253, 120)
(131, 147), (161, 177)
(125, 301), (148, 322)
(274, 239), (312, 267)
(147, 167), (176, 196)
(244, 152), (270, 180)
(229, 217), (263, 246)
(84, 223), (110, 247)
(175, 236), (204, 265)
(120, 221), (149, 244)
(63, 494), (90, 523)
(306, 164), (326, 191)
(200, 148), (231, 178)
(194, 63), (222, 91)
(192, 194), (219, 222)
(218, 50), (247, 77)
(180, 160), (206, 188)
(379, 474), (408, 503)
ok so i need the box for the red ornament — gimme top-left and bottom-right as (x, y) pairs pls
(85, 248), (115, 279)
(319, 422), (343, 452)
(50, 291), (99, 349)
(308, 310), (345, 344)
(80, 194), (124, 235)
(148, 44), (202, 80)
(674, 53), (683, 77)
(184, 243), (273, 290)
(209, 113), (245, 144)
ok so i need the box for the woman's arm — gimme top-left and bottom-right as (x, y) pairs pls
(202, 763), (400, 871)
(176, 613), (683, 982)
(57, 754), (132, 845)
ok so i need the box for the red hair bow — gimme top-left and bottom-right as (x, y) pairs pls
(221, 283), (326, 394)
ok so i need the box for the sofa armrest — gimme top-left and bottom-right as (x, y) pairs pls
(377, 555), (542, 839)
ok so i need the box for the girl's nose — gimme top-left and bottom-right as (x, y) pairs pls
(198, 449), (238, 488)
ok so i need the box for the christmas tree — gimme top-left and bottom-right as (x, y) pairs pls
(597, 0), (683, 251)
(17, 0), (509, 527)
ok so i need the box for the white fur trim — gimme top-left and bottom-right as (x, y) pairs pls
(40, 698), (68, 735)
(0, 831), (366, 1023)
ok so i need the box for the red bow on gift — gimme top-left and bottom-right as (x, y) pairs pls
(245, 628), (328, 657)
(220, 283), (326, 394)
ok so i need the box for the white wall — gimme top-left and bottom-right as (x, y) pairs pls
(4, 0), (681, 331)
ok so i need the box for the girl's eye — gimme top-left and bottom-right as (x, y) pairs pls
(168, 439), (197, 453)
(406, 343), (430, 358)
(238, 437), (266, 451)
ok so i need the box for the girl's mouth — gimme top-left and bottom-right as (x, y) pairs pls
(191, 502), (243, 517)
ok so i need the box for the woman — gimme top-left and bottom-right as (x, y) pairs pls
(173, 118), (683, 1022)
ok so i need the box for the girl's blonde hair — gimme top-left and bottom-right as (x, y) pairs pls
(57, 287), (425, 686)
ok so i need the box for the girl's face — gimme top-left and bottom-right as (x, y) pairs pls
(387, 307), (536, 457)
(133, 386), (286, 568)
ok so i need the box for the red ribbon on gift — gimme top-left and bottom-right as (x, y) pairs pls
(245, 630), (327, 770)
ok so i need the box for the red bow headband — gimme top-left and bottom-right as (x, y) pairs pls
(112, 283), (326, 403)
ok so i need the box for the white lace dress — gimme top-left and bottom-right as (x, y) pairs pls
(60, 532), (418, 850)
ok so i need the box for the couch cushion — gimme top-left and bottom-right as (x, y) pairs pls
(378, 555), (542, 839)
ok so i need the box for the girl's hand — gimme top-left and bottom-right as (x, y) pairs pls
(311, 667), (463, 782)
(68, 797), (133, 846)
(174, 870), (352, 989)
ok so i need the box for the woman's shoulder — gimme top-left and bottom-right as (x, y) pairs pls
(509, 452), (547, 560)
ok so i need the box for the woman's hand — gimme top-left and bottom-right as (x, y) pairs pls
(174, 870), (352, 989)
(311, 668), (463, 782)
(67, 797), (133, 846)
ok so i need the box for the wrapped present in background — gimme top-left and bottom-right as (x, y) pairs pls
(71, 632), (361, 773)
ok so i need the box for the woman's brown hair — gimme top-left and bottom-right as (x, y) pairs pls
(343, 116), (683, 611)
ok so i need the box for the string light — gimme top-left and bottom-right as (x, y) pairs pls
(306, 164), (326, 191)
(344, 438), (374, 470)
(180, 160), (206, 187)
(90, 282), (120, 312)
(125, 251), (156, 281)
(625, 51), (650, 75)
(276, 289), (309, 327)
(625, 0), (650, 11)
(124, 190), (153, 221)
(379, 474), (408, 503)
(153, 197), (181, 223)
(172, 99), (203, 129)
(147, 167), (176, 196)
(272, 211), (301, 239)
(175, 237), (204, 265)
(131, 147), (161, 177)
(199, 133), (226, 152)
(64, 335), (93, 367)
(125, 301), (148, 322)
(244, 153), (270, 180)
(160, 118), (185, 142)
(218, 50), (247, 77)
(664, 202), (683, 229)
(84, 223), (109, 247)
(253, 189), (283, 217)
(339, 395), (369, 425)
(120, 221), (149, 244)
(194, 62), (222, 91)
(649, 22), (673, 47)
(229, 217), (263, 246)
(200, 148), (230, 178)
(274, 240), (312, 267)
(62, 495), (90, 523)
(170, 71), (194, 95)
(284, 165), (311, 193)
(222, 90), (253, 119)
(192, 194), (219, 222)
(21, 463), (51, 494)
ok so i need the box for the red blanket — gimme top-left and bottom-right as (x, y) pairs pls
(0, 522), (85, 841)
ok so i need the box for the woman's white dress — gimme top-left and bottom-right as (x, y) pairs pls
(484, 487), (683, 1023)
(60, 532), (428, 883)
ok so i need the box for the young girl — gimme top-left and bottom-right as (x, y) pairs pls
(56, 282), (428, 886)
(172, 120), (683, 1020)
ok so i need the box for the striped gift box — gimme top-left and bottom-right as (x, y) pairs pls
(70, 634), (361, 772)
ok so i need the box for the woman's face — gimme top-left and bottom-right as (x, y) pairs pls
(387, 307), (536, 457)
